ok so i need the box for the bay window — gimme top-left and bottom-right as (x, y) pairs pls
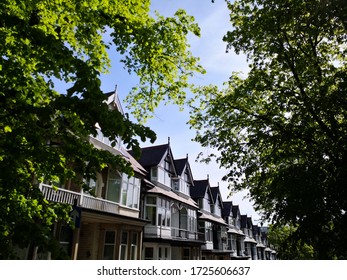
(145, 196), (170, 227)
(106, 169), (140, 209)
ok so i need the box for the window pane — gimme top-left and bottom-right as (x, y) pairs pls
(166, 210), (171, 227)
(103, 245), (114, 260)
(126, 183), (134, 208)
(151, 167), (158, 180)
(146, 196), (156, 205)
(121, 231), (128, 244)
(146, 206), (157, 225)
(144, 247), (154, 260)
(119, 232), (128, 260)
(172, 179), (179, 191)
(105, 231), (115, 243)
(130, 232), (138, 260)
(121, 181), (128, 206)
(103, 231), (116, 260)
(120, 245), (127, 260)
(133, 187), (139, 209)
(107, 170), (121, 203)
(130, 245), (137, 260)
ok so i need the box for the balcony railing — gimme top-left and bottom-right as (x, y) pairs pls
(171, 227), (205, 241)
(171, 227), (188, 239)
(39, 183), (119, 214)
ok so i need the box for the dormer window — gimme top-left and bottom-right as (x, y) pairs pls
(172, 179), (179, 192)
(151, 167), (158, 181)
(164, 158), (171, 172)
(215, 202), (222, 217)
(151, 166), (171, 187)
(184, 170), (189, 182)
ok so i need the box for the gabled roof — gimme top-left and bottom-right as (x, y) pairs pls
(210, 186), (219, 201)
(241, 215), (248, 228)
(211, 186), (223, 209)
(210, 186), (224, 209)
(222, 201), (233, 217)
(89, 137), (147, 176)
(174, 156), (194, 185)
(104, 88), (124, 115)
(247, 216), (254, 228)
(253, 225), (260, 236)
(135, 143), (169, 167)
(232, 205), (241, 218)
(190, 179), (210, 198)
(174, 158), (187, 175)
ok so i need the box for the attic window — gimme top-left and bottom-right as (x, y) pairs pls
(164, 158), (171, 172)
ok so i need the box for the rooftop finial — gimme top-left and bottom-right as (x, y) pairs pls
(186, 153), (188, 159)
(114, 84), (118, 93)
(168, 137), (170, 144)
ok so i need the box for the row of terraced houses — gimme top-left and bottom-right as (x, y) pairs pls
(17, 90), (277, 260)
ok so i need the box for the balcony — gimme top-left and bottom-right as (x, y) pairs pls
(39, 183), (119, 214)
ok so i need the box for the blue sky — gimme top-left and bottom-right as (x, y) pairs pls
(99, 0), (262, 223)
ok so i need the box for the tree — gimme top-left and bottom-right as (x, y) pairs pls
(267, 224), (315, 260)
(189, 0), (347, 259)
(0, 0), (204, 259)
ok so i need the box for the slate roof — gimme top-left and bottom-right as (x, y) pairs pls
(222, 201), (233, 217)
(210, 186), (224, 210)
(174, 158), (187, 175)
(130, 144), (169, 168)
(253, 225), (260, 236)
(247, 216), (253, 227)
(232, 205), (240, 218)
(190, 179), (209, 198)
(241, 215), (248, 228)
(210, 186), (219, 201)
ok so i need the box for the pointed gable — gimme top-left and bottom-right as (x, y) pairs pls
(172, 157), (194, 196)
(232, 205), (241, 219)
(241, 215), (248, 229)
(130, 142), (178, 190)
(131, 143), (177, 173)
(247, 217), (254, 229)
(174, 158), (187, 175)
(190, 179), (210, 199)
(210, 186), (223, 207)
(222, 201), (233, 217)
(190, 178), (216, 215)
(104, 89), (124, 114)
(135, 143), (170, 168)
(174, 157), (194, 184)
(210, 186), (223, 217)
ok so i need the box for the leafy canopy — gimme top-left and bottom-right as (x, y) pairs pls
(267, 224), (315, 260)
(189, 0), (347, 259)
(0, 0), (204, 258)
